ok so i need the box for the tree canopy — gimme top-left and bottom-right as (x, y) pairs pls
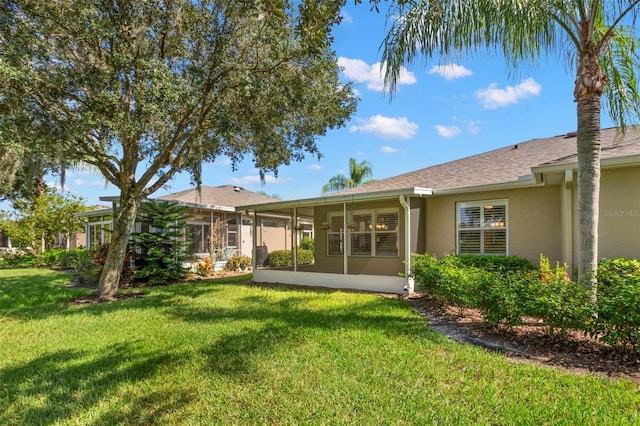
(322, 158), (375, 194)
(0, 0), (358, 298)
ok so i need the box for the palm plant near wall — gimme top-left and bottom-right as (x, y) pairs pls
(381, 0), (640, 299)
(322, 158), (375, 194)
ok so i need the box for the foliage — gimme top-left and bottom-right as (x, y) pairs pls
(2, 268), (640, 425)
(1, 0), (357, 297)
(224, 254), (252, 271)
(81, 244), (133, 287)
(300, 236), (314, 252)
(0, 248), (40, 268)
(57, 248), (94, 270)
(129, 201), (191, 285)
(0, 190), (88, 253)
(455, 254), (536, 273)
(196, 256), (213, 276)
(411, 253), (640, 346)
(268, 249), (314, 268)
(322, 158), (374, 194)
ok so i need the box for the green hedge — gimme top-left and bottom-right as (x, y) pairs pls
(268, 249), (314, 268)
(412, 253), (640, 349)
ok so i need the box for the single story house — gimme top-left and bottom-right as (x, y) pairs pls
(240, 126), (640, 294)
(78, 185), (313, 266)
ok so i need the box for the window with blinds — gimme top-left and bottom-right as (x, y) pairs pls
(349, 208), (399, 257)
(456, 201), (508, 255)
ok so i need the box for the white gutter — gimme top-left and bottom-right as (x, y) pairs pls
(238, 187), (433, 212)
(531, 154), (640, 183)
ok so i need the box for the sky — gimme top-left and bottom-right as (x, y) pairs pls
(47, 3), (616, 207)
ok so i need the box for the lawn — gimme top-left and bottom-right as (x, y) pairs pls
(1, 269), (638, 425)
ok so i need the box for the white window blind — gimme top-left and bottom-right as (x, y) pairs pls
(457, 201), (508, 255)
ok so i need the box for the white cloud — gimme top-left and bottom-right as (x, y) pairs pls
(349, 115), (418, 139)
(337, 57), (417, 92)
(340, 10), (353, 24)
(231, 175), (291, 185)
(428, 63), (473, 80)
(214, 157), (232, 166)
(465, 120), (481, 135)
(307, 164), (322, 171)
(380, 146), (399, 153)
(476, 78), (542, 109)
(434, 125), (461, 138)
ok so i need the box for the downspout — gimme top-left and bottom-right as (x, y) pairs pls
(399, 195), (414, 294)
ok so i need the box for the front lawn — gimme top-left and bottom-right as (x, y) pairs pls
(1, 269), (638, 424)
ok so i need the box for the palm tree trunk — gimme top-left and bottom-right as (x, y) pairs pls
(575, 49), (605, 301)
(98, 193), (139, 300)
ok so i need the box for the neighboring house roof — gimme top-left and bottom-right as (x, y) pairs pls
(156, 185), (279, 208)
(333, 126), (640, 196)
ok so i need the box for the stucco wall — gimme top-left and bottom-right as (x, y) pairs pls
(313, 199), (406, 276)
(598, 166), (640, 259)
(425, 185), (563, 266)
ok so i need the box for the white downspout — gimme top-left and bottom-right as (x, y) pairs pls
(399, 195), (414, 294)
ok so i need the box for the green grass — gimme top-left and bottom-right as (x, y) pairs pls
(1, 269), (638, 425)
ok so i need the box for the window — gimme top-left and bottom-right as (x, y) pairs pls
(457, 200), (508, 255)
(349, 209), (399, 257)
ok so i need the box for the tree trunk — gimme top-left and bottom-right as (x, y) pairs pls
(98, 193), (139, 300)
(574, 46), (605, 301)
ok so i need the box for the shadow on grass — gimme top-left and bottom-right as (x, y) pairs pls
(0, 270), (92, 319)
(0, 342), (181, 425)
(163, 289), (444, 378)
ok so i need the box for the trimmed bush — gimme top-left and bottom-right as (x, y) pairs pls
(456, 254), (536, 273)
(597, 258), (640, 289)
(300, 236), (314, 252)
(268, 249), (314, 268)
(225, 254), (251, 271)
(58, 248), (93, 270)
(0, 249), (41, 268)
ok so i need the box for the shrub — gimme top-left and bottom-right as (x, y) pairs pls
(58, 248), (93, 270)
(42, 249), (63, 267)
(196, 256), (213, 276)
(456, 254), (536, 273)
(225, 254), (251, 271)
(268, 249), (314, 268)
(300, 236), (314, 252)
(592, 275), (640, 349)
(597, 258), (640, 289)
(0, 248), (41, 268)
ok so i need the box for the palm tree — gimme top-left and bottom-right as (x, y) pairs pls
(322, 158), (374, 194)
(382, 0), (640, 298)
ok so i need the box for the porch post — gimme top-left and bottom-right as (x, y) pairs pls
(561, 169), (574, 274)
(252, 211), (257, 270)
(292, 207), (298, 272)
(343, 202), (348, 275)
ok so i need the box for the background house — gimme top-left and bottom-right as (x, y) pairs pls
(78, 185), (312, 265)
(241, 126), (640, 294)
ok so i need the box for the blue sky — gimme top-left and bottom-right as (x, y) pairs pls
(49, 3), (615, 207)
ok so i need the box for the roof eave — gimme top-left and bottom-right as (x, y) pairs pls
(238, 187), (433, 212)
(433, 179), (542, 195)
(98, 195), (236, 212)
(531, 153), (640, 182)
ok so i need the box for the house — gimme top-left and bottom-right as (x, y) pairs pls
(78, 185), (312, 266)
(239, 126), (640, 294)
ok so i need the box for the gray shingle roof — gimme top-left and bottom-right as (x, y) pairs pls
(332, 126), (640, 195)
(157, 185), (279, 208)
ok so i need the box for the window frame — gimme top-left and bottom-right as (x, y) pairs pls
(348, 208), (400, 258)
(456, 199), (508, 256)
(326, 212), (344, 256)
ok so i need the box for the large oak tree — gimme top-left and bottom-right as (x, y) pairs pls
(1, 0), (357, 298)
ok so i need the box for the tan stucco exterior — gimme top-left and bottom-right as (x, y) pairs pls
(597, 166), (640, 260)
(425, 185), (563, 267)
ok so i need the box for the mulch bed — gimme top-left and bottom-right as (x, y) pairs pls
(406, 293), (640, 382)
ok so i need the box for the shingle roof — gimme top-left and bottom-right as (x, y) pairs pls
(157, 185), (279, 208)
(333, 126), (640, 195)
